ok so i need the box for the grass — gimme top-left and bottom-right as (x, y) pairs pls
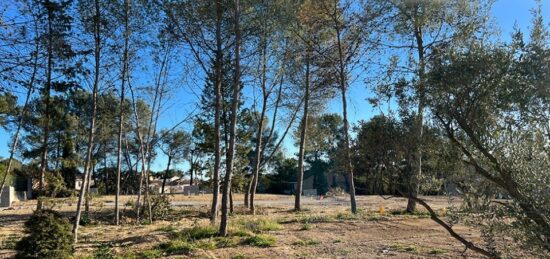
(389, 209), (431, 218)
(243, 234), (276, 247)
(389, 243), (448, 255)
(428, 248), (448, 254)
(156, 225), (177, 233)
(300, 223), (312, 230)
(176, 225), (218, 240)
(139, 249), (164, 259)
(292, 238), (321, 246)
(158, 239), (195, 255)
(233, 218), (282, 233)
(390, 244), (418, 252)
(298, 214), (333, 224)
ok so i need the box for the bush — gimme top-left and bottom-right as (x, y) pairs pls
(15, 209), (74, 259)
(143, 194), (172, 220)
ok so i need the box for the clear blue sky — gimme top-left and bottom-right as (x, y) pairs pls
(1, 0), (548, 173)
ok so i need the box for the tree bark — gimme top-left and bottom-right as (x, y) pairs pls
(295, 49), (311, 211)
(73, 0), (101, 242)
(210, 0), (223, 224)
(219, 0), (241, 236)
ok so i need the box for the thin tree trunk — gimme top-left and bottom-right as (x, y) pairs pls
(128, 77), (150, 224)
(249, 35), (269, 214)
(161, 156), (172, 194)
(37, 1), (55, 210)
(295, 49), (310, 211)
(115, 0), (130, 225)
(229, 188), (234, 214)
(73, 0), (101, 242)
(210, 0), (223, 224)
(219, 0), (241, 236)
(407, 22), (425, 213)
(244, 178), (252, 208)
(335, 23), (357, 214)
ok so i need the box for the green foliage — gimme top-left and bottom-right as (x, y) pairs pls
(243, 235), (276, 247)
(15, 209), (74, 259)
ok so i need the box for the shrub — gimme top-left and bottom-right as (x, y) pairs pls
(15, 209), (74, 259)
(144, 194), (172, 220)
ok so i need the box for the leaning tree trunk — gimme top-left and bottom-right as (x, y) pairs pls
(219, 0), (241, 236)
(210, 0), (223, 224)
(73, 0), (101, 243)
(0, 33), (38, 197)
(294, 49), (310, 212)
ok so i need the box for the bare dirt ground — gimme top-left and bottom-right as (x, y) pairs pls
(0, 195), (493, 258)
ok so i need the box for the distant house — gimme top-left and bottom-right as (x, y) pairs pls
(74, 175), (95, 191)
(1, 173), (32, 208)
(148, 176), (191, 194)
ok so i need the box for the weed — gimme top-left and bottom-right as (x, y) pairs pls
(231, 254), (246, 259)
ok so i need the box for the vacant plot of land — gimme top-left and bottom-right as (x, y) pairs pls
(1, 195), (490, 258)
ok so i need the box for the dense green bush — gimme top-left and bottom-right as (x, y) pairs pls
(15, 209), (74, 259)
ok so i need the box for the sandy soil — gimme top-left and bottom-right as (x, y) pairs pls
(0, 195), (498, 258)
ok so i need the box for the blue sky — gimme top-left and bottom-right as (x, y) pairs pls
(1, 0), (548, 173)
